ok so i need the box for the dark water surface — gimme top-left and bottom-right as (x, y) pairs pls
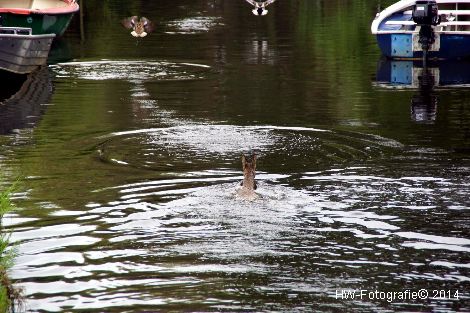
(1, 0), (469, 312)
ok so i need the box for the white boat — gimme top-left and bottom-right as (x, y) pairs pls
(371, 0), (470, 59)
(0, 26), (55, 74)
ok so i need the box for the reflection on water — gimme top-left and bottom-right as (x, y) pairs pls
(50, 60), (211, 81)
(1, 0), (469, 312)
(376, 60), (470, 88)
(410, 68), (438, 123)
(96, 125), (401, 174)
(376, 60), (470, 123)
(246, 39), (277, 65)
(165, 16), (224, 34)
(7, 158), (469, 312)
(0, 67), (52, 134)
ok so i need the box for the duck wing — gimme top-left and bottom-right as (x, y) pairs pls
(245, 0), (258, 6)
(264, 0), (277, 5)
(141, 17), (155, 33)
(121, 16), (138, 29)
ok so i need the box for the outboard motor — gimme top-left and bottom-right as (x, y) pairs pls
(412, 0), (440, 26)
(412, 1), (440, 65)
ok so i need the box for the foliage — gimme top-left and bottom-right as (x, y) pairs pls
(0, 183), (16, 223)
(0, 182), (23, 313)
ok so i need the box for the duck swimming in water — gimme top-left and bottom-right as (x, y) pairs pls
(236, 152), (259, 201)
(121, 16), (155, 37)
(245, 0), (277, 16)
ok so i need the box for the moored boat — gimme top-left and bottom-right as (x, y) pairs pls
(371, 0), (470, 59)
(0, 26), (55, 74)
(0, 0), (79, 36)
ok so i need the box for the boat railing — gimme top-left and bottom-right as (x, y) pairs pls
(402, 9), (470, 15)
(0, 27), (33, 35)
(386, 20), (470, 25)
(439, 9), (470, 15)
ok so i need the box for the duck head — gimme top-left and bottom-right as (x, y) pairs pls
(121, 16), (155, 37)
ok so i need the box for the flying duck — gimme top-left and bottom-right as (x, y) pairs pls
(245, 0), (277, 16)
(121, 16), (155, 37)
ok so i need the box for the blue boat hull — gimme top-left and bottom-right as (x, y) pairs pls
(377, 33), (470, 59)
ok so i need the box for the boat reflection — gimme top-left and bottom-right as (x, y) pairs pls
(410, 67), (438, 123)
(0, 66), (52, 134)
(375, 59), (470, 123)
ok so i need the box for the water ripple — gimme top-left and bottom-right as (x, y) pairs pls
(50, 60), (210, 81)
(165, 16), (224, 34)
(95, 125), (403, 172)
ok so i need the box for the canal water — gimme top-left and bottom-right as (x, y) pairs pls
(1, 0), (469, 312)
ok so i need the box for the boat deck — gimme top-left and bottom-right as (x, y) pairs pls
(380, 12), (414, 31)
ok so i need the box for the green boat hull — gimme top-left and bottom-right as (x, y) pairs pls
(0, 12), (74, 36)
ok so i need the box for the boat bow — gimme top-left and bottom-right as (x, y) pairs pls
(0, 0), (79, 15)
